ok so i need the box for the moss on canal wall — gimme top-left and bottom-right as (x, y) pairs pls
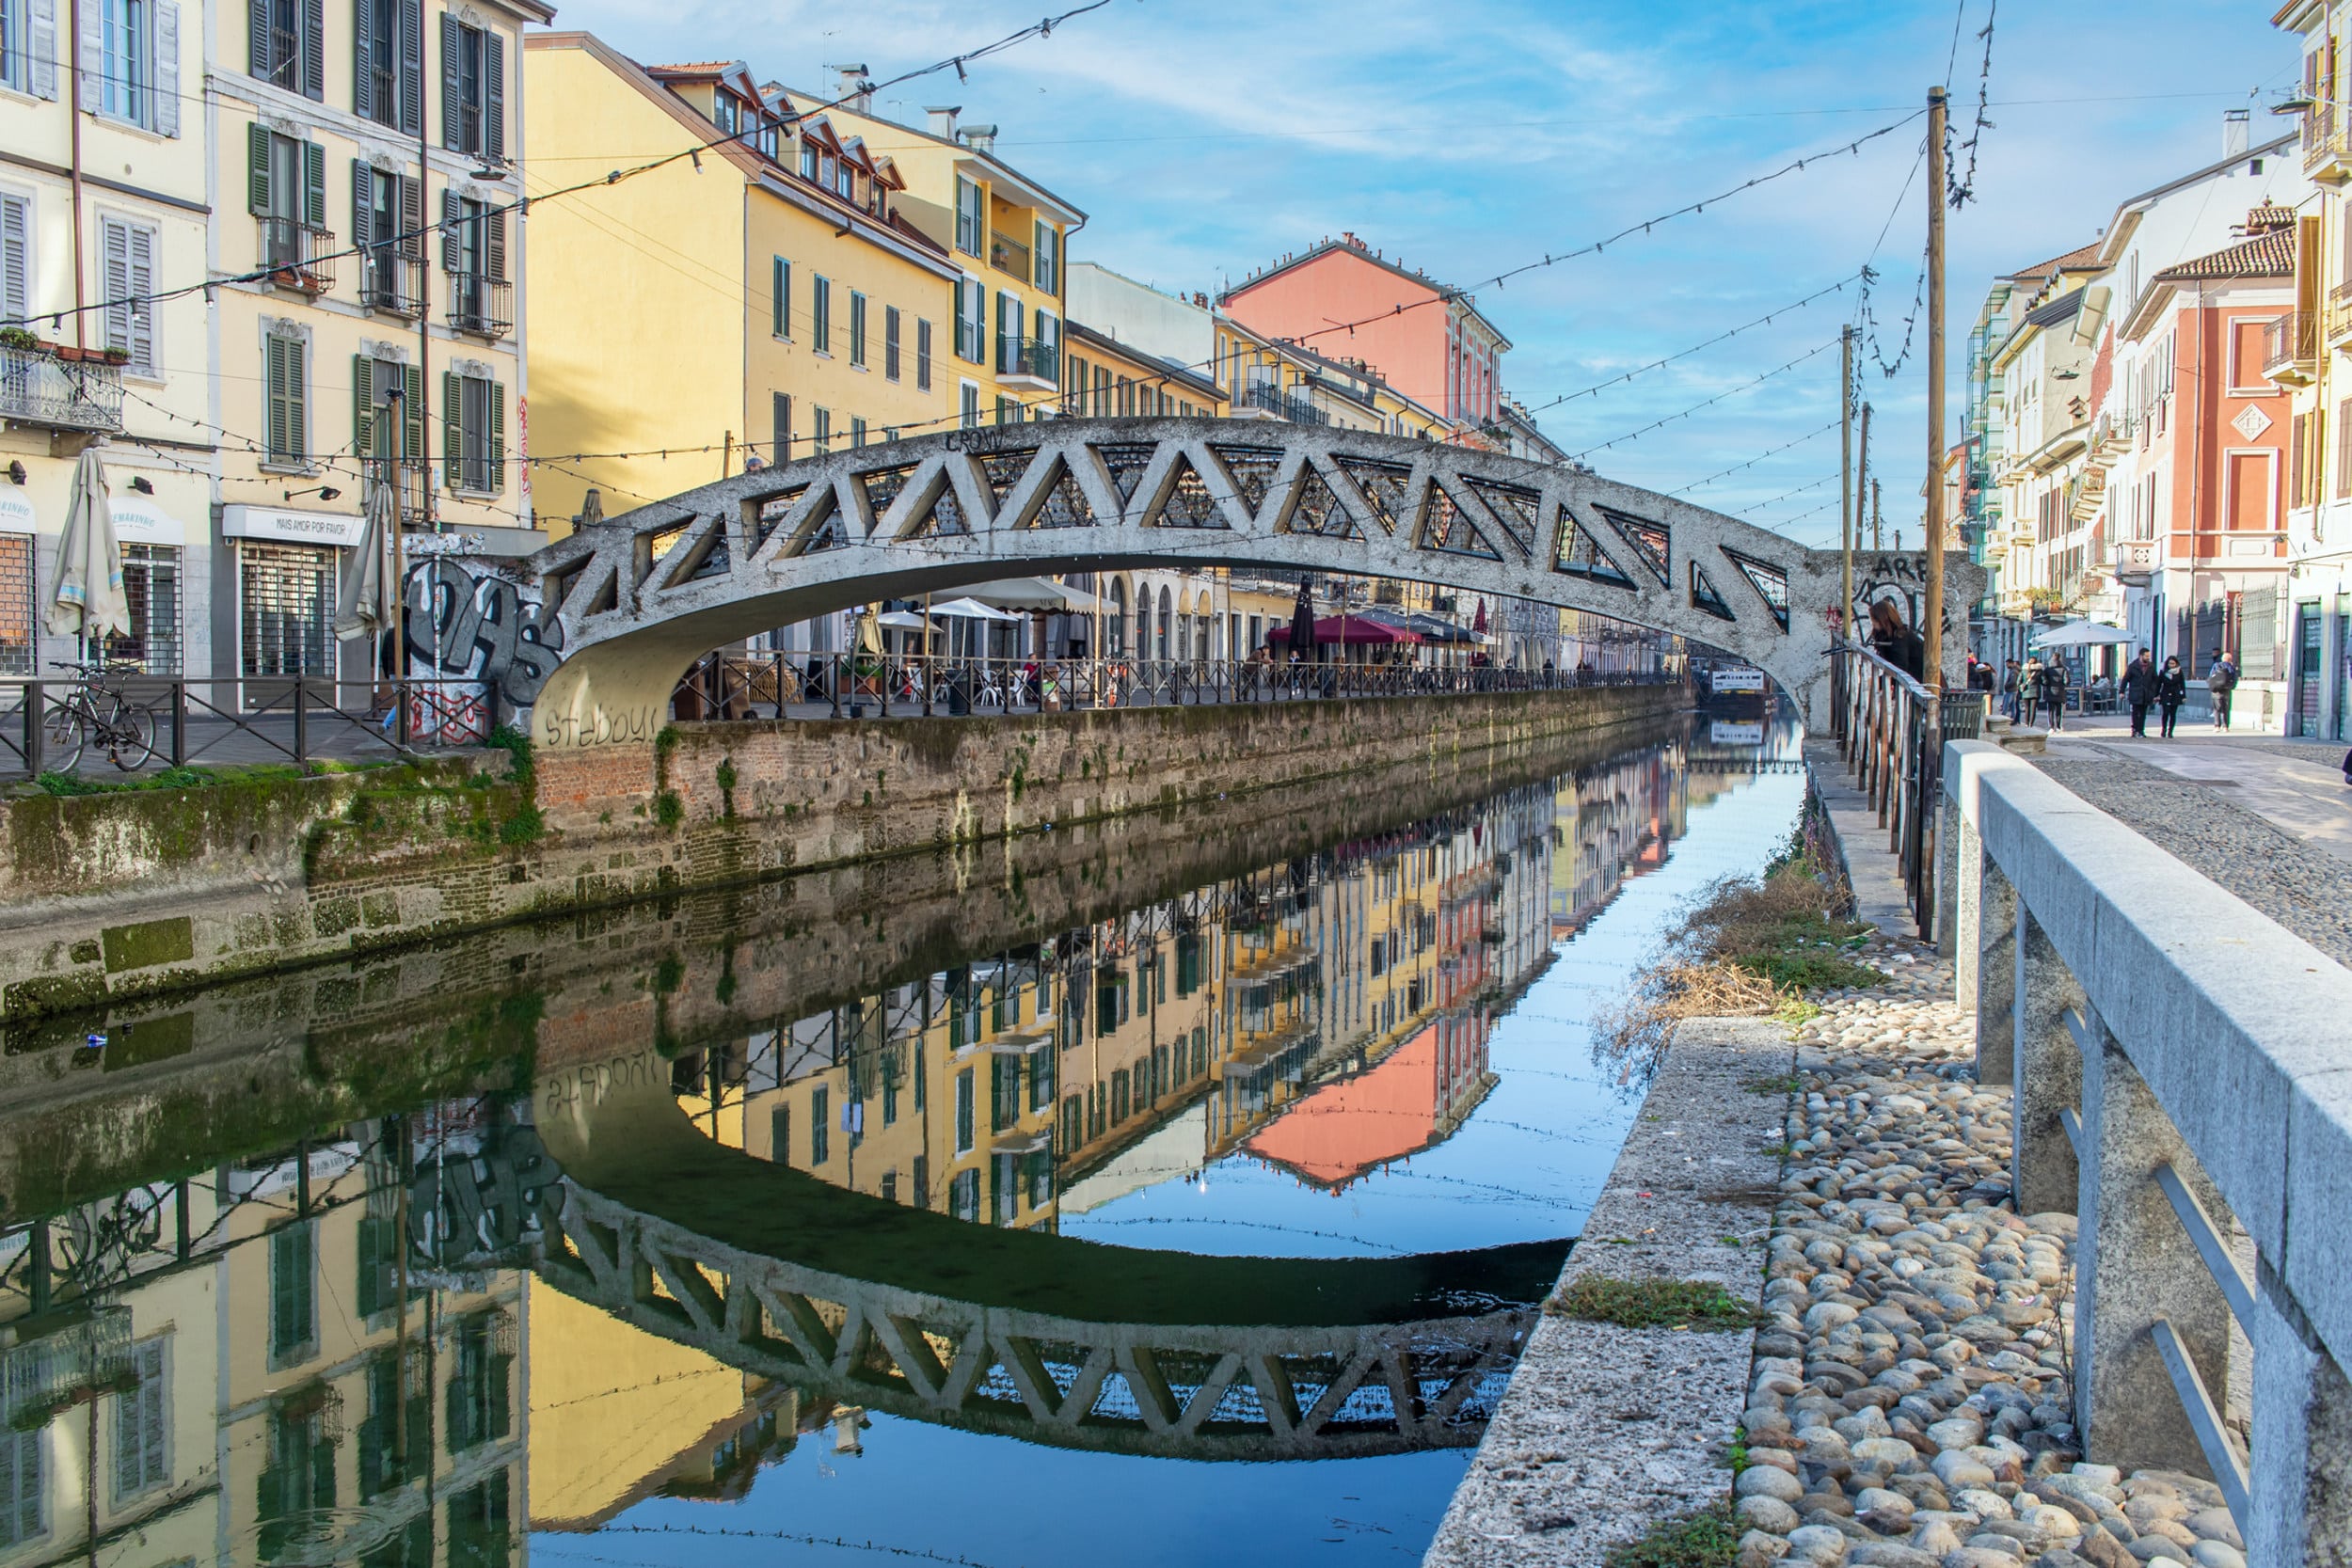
(0, 685), (1680, 1025)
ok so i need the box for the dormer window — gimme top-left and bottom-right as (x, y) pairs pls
(712, 91), (738, 136)
(801, 140), (818, 181)
(756, 114), (781, 161)
(834, 162), (854, 200)
(820, 152), (837, 190)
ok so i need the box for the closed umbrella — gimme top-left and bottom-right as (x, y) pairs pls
(334, 482), (401, 643)
(1287, 582), (1315, 663)
(46, 449), (129, 647)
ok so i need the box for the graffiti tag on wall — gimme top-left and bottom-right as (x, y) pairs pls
(404, 558), (566, 706)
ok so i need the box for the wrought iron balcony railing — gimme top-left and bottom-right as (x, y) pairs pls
(0, 344), (126, 433)
(1245, 382), (1329, 426)
(446, 273), (513, 339)
(359, 247), (426, 318)
(2262, 310), (2318, 384)
(257, 216), (336, 294)
(998, 335), (1058, 382)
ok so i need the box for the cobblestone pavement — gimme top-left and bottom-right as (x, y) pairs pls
(1733, 936), (2247, 1568)
(2026, 750), (2352, 968)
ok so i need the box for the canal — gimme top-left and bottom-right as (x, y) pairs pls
(0, 711), (1803, 1568)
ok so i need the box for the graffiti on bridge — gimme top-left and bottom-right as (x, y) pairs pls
(403, 558), (566, 709)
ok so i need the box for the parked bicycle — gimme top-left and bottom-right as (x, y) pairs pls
(43, 660), (157, 772)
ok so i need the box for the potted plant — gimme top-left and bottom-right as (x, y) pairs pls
(98, 347), (131, 367)
(0, 326), (40, 354)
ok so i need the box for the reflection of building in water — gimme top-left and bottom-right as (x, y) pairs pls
(673, 779), (1568, 1229)
(0, 1110), (536, 1568)
(1549, 737), (1688, 941)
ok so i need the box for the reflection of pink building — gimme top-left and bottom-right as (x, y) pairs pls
(1243, 1018), (1493, 1190)
(1219, 235), (1511, 436)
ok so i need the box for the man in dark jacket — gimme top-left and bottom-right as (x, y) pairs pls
(2120, 650), (2159, 737)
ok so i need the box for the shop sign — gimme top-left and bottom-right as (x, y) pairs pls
(0, 492), (32, 535)
(108, 497), (188, 546)
(219, 504), (367, 548)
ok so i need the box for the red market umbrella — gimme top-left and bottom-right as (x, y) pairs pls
(1266, 615), (1424, 646)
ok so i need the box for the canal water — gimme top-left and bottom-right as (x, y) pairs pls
(0, 711), (1803, 1568)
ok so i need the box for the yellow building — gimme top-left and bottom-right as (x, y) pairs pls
(208, 0), (551, 688)
(775, 87), (1084, 433)
(522, 40), (964, 531)
(1062, 321), (1224, 420)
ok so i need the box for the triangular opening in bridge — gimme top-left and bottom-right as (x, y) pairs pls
(979, 451), (1037, 510)
(1282, 468), (1360, 539)
(658, 516), (732, 590)
(1723, 547), (1791, 629)
(1595, 505), (1670, 586)
(1334, 457), (1412, 534)
(784, 485), (848, 555)
(858, 465), (921, 524)
(1553, 507), (1633, 589)
(1421, 485), (1500, 560)
(1464, 478), (1540, 560)
(750, 484), (809, 555)
(1150, 453), (1230, 529)
(1689, 560), (1738, 621)
(907, 483), (973, 538)
(579, 563), (622, 616)
(1095, 442), (1160, 508)
(1021, 455), (1096, 528)
(1207, 443), (1287, 517)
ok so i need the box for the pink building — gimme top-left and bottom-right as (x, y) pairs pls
(1218, 235), (1511, 437)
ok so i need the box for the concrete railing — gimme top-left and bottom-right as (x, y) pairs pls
(1945, 738), (2352, 1563)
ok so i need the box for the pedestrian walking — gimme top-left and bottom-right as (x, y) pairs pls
(2120, 650), (2158, 737)
(2002, 658), (2023, 722)
(2205, 653), (2238, 731)
(2038, 658), (2070, 732)
(2156, 656), (2187, 738)
(2020, 657), (2044, 725)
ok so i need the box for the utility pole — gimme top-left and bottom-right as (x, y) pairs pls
(1873, 479), (1884, 552)
(1856, 400), (1873, 557)
(1924, 84), (1950, 694)
(1839, 325), (1855, 636)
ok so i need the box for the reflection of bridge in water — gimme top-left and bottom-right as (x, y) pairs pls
(522, 1051), (1562, 1462)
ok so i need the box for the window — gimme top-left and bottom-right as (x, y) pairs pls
(954, 1067), (975, 1152)
(354, 163), (422, 312)
(812, 275), (832, 354)
(811, 404), (831, 454)
(439, 370), (502, 493)
(959, 381), (978, 430)
(352, 352), (422, 514)
(995, 291), (1022, 373)
(1, 0), (59, 97)
(810, 1085), (830, 1164)
(88, 0), (178, 134)
(1034, 311), (1058, 382)
(849, 290), (866, 367)
(356, 0), (421, 130)
(98, 216), (156, 377)
(955, 277), (984, 362)
(248, 0), (319, 95)
(105, 543), (182, 673)
(439, 16), (502, 160)
(113, 1338), (168, 1504)
(850, 416), (866, 448)
(770, 255), (789, 339)
(247, 126), (325, 278)
(1034, 220), (1058, 293)
(884, 305), (901, 380)
(269, 1219), (317, 1366)
(446, 1314), (512, 1453)
(263, 327), (308, 467)
(0, 195), (25, 326)
(0, 1431), (42, 1548)
(916, 318), (932, 390)
(771, 391), (791, 464)
(1064, 354), (1086, 415)
(995, 394), (1020, 426)
(955, 175), (983, 256)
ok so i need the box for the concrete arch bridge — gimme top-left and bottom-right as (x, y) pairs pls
(516, 1047), (1560, 1462)
(524, 418), (1972, 744)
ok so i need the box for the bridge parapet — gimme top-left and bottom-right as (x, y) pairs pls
(1947, 740), (2352, 1561)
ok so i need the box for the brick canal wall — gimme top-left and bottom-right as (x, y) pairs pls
(0, 685), (1680, 1025)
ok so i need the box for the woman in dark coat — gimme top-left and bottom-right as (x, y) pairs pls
(2155, 655), (2188, 738)
(2037, 657), (2070, 732)
(1867, 599), (1925, 681)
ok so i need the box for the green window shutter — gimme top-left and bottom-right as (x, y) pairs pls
(246, 122), (272, 215)
(441, 370), (461, 488)
(404, 363), (425, 465)
(487, 380), (505, 490)
(771, 255), (787, 338)
(349, 160), (373, 248)
(302, 141), (326, 228)
(264, 337), (288, 458)
(287, 339), (307, 460)
(353, 353), (373, 458)
(353, 0), (374, 122)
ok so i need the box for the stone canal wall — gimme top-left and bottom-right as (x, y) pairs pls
(0, 685), (1679, 1025)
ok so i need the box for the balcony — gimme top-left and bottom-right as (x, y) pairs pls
(0, 342), (126, 433)
(2113, 539), (2158, 587)
(1244, 382), (1329, 426)
(359, 247), (426, 319)
(446, 273), (513, 340)
(2305, 106), (2352, 184)
(996, 335), (1057, 386)
(989, 230), (1031, 284)
(2263, 310), (2319, 387)
(257, 216), (336, 295)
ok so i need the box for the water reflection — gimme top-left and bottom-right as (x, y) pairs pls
(0, 712), (1807, 1567)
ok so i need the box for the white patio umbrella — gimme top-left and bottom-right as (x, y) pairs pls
(334, 482), (402, 643)
(876, 610), (932, 630)
(927, 597), (1018, 620)
(45, 449), (129, 645)
(2030, 621), (2135, 649)
(961, 577), (1073, 611)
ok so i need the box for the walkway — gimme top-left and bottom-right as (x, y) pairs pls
(2033, 720), (2352, 966)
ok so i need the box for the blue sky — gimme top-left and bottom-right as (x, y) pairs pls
(545, 0), (2295, 548)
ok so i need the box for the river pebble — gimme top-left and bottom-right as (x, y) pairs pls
(1731, 937), (2246, 1568)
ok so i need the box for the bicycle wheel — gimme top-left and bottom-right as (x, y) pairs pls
(108, 702), (157, 770)
(41, 698), (87, 773)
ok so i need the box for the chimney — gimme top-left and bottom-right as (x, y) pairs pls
(926, 104), (961, 139)
(829, 63), (870, 113)
(2223, 106), (2249, 161)
(1341, 230), (1356, 248)
(958, 124), (999, 155)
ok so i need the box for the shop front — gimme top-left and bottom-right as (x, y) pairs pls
(216, 505), (368, 705)
(0, 489), (34, 676)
